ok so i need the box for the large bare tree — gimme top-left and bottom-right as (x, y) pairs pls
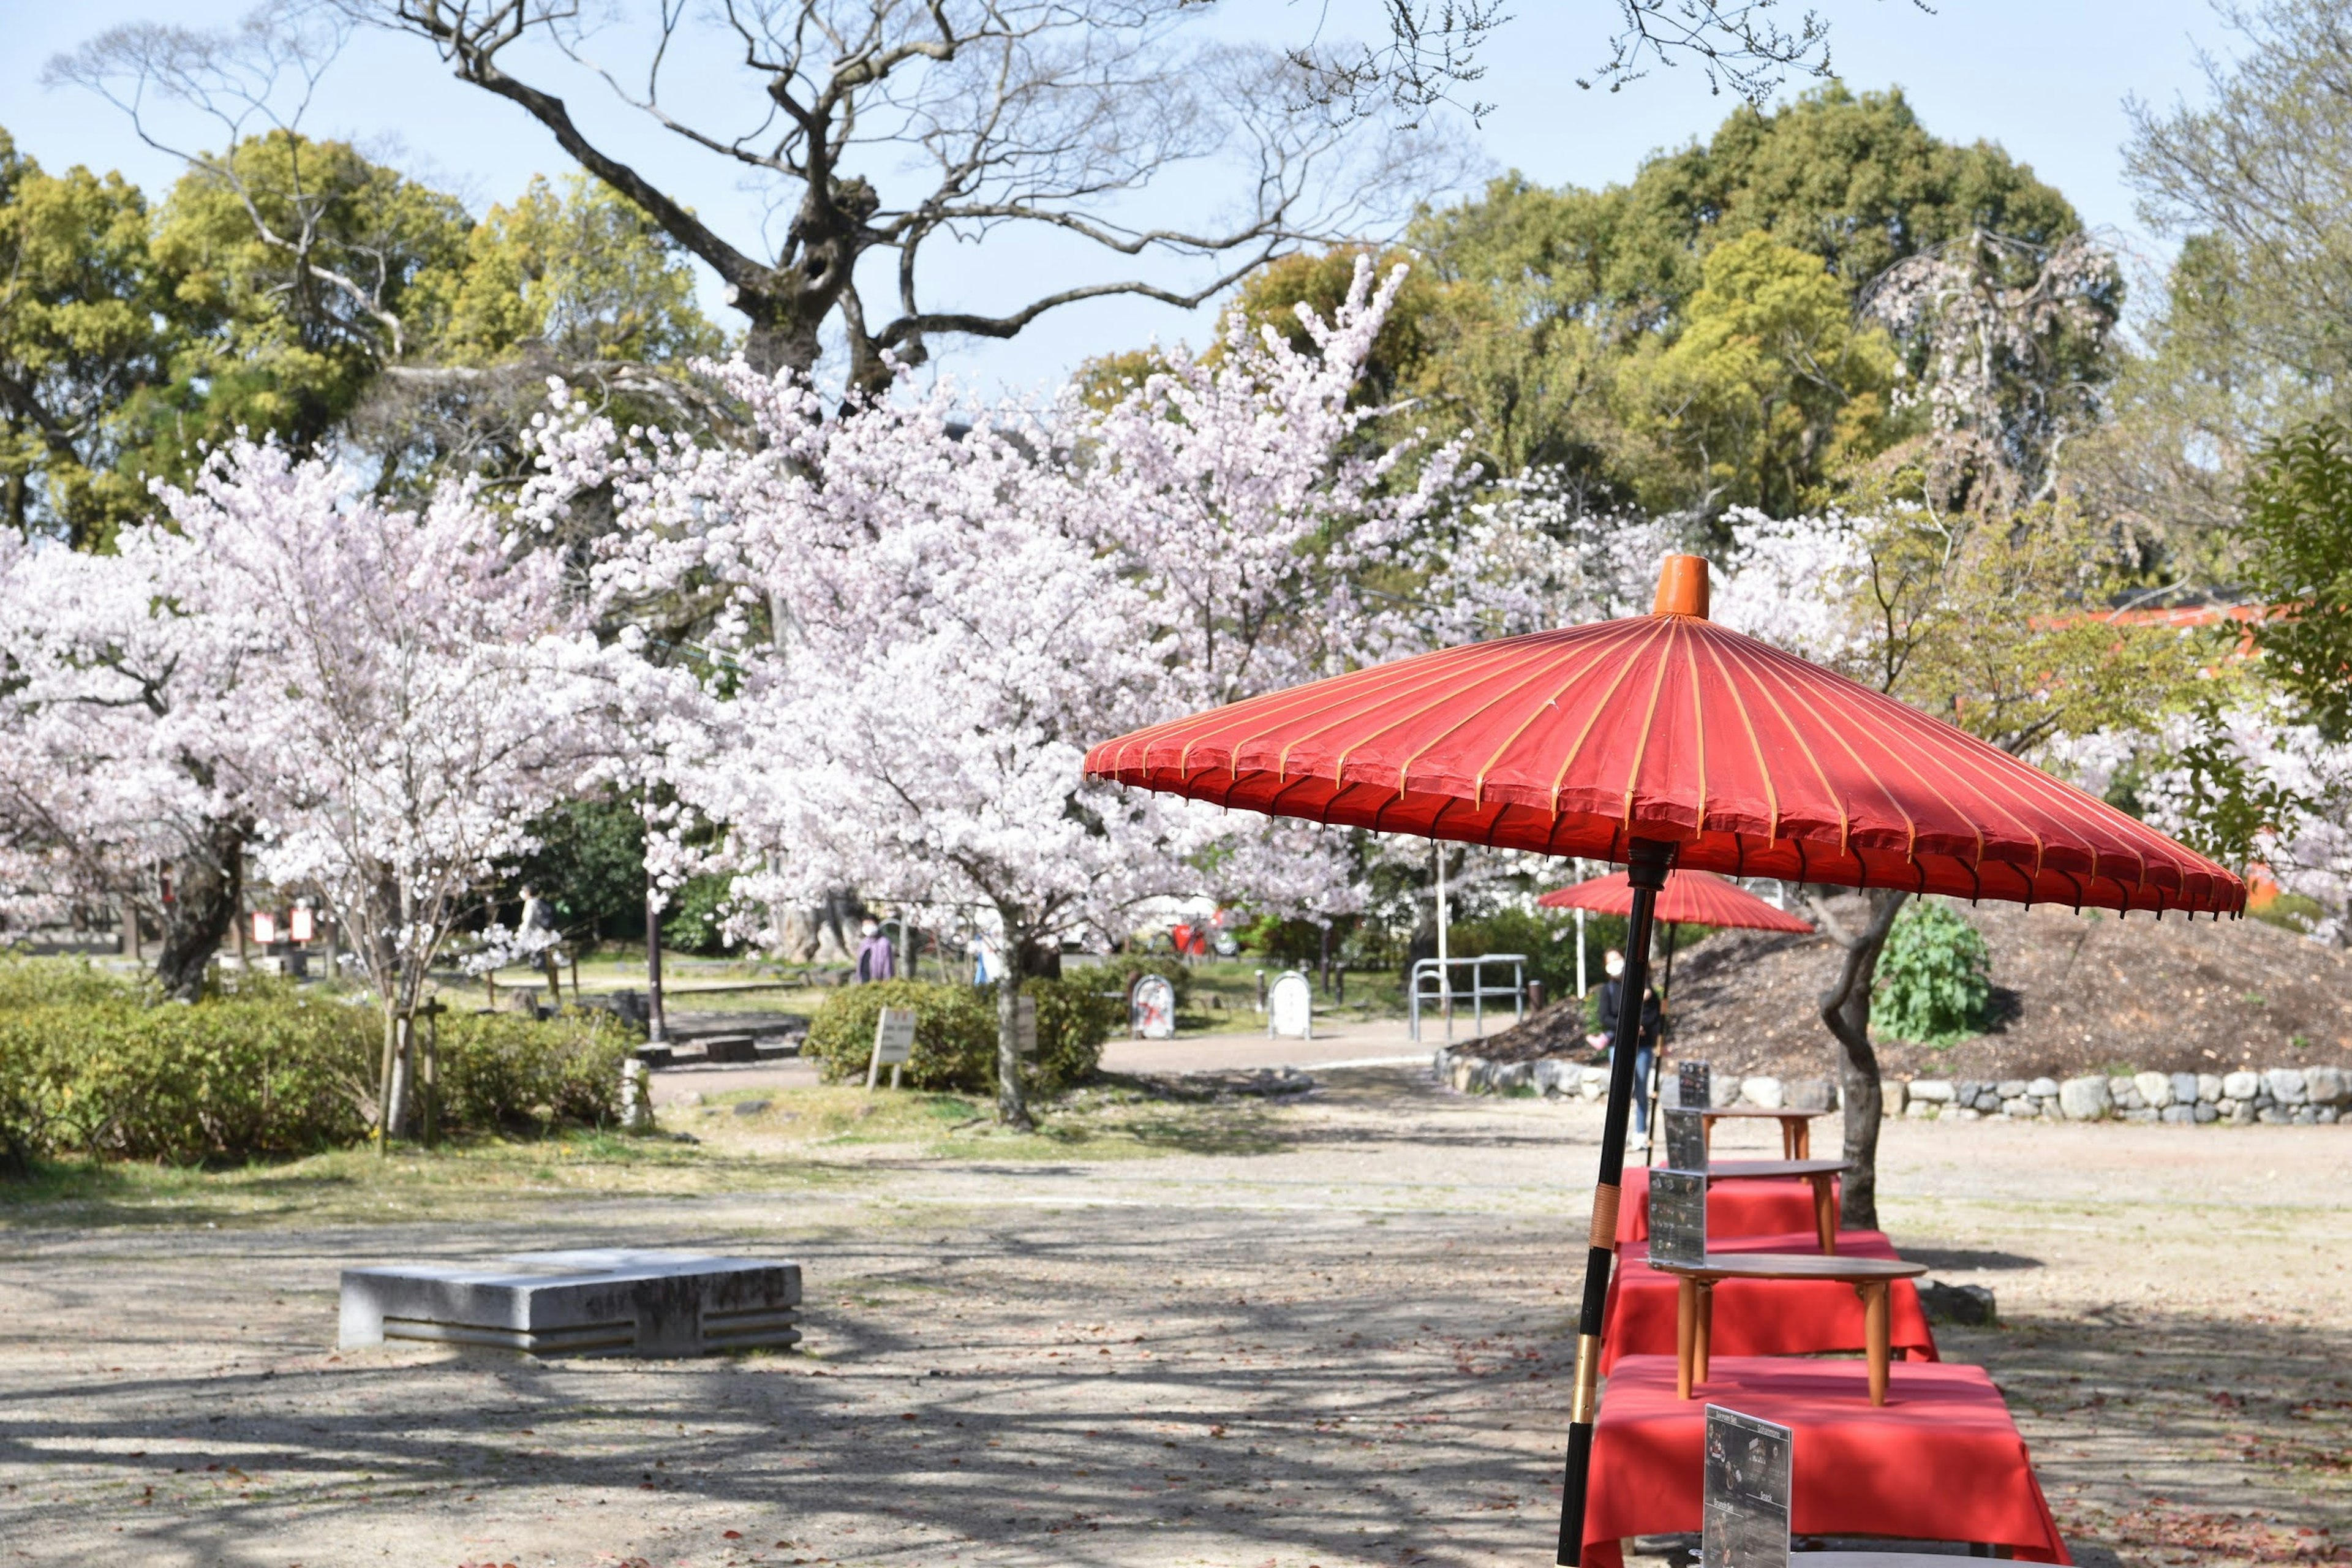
(280, 1), (1444, 391)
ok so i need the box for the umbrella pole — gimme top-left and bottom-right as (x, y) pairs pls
(1642, 923), (1676, 1168)
(1555, 838), (1675, 1566)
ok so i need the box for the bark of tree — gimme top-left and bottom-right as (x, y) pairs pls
(152, 818), (247, 1003)
(1806, 888), (1910, 1232)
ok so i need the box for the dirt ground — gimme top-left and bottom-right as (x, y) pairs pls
(2, 1068), (2348, 1567)
(1474, 896), (2352, 1084)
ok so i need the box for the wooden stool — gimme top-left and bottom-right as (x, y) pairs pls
(1698, 1158), (1849, 1254)
(1695, 1104), (1832, 1159)
(1654, 1254), (1929, 1406)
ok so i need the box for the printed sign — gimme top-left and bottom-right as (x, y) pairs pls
(873, 1008), (916, 1065)
(1014, 993), (1038, 1058)
(1131, 973), (1176, 1039)
(1702, 1405), (1792, 1568)
(867, 1006), (918, 1090)
(1679, 1059), (1713, 1111)
(1648, 1169), (1708, 1267)
(1268, 970), (1313, 1039)
(1663, 1106), (1709, 1172)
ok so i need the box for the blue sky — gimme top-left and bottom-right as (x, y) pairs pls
(0, 1), (2237, 398)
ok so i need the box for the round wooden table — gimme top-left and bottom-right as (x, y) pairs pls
(1697, 1158), (1850, 1254)
(1651, 1253), (1929, 1405)
(1697, 1104), (1833, 1158)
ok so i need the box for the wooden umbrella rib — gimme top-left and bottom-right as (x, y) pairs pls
(1695, 631), (1781, 845)
(1616, 620), (1681, 829)
(1681, 622), (1709, 833)
(1464, 636), (1632, 809)
(1548, 619), (1672, 815)
(1399, 636), (1619, 809)
(1740, 640), (1923, 859)
(1250, 636), (1540, 785)
(1709, 634), (1852, 856)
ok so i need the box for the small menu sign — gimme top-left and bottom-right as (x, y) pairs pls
(1648, 1169), (1707, 1266)
(1702, 1405), (1792, 1568)
(1679, 1059), (1712, 1110)
(873, 1008), (916, 1065)
(1663, 1106), (1708, 1172)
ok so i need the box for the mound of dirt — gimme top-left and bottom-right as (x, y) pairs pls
(1470, 895), (2352, 1082)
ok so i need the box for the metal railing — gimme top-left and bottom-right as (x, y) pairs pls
(1409, 954), (1528, 1043)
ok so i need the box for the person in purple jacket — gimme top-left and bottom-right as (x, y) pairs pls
(854, 918), (895, 983)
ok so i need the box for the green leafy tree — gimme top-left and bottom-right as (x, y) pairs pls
(0, 130), (178, 547)
(1871, 900), (1991, 1045)
(2242, 416), (2352, 738)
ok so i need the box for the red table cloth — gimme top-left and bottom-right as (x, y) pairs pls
(1582, 1355), (2070, 1567)
(1598, 1229), (1939, 1374)
(1616, 1167), (1839, 1245)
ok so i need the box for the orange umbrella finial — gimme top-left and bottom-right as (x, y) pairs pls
(1651, 554), (1711, 619)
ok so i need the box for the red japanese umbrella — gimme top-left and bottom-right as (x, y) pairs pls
(1083, 554), (2242, 1564)
(1539, 869), (1814, 1161)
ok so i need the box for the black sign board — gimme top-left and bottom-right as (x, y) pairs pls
(1702, 1404), (1792, 1568)
(1679, 1059), (1712, 1110)
(1647, 1168), (1708, 1266)
(1662, 1106), (1708, 1173)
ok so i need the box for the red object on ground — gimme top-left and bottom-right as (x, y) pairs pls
(1615, 1169), (1834, 1245)
(1597, 1229), (1937, 1373)
(1582, 1355), (2071, 1567)
(1084, 561), (2243, 918)
(1169, 923), (1193, 956)
(1537, 868), (1813, 932)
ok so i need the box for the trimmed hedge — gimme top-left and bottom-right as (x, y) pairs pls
(0, 959), (636, 1167)
(804, 979), (1116, 1096)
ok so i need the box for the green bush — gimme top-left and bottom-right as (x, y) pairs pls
(1872, 900), (1992, 1044)
(432, 1008), (635, 1133)
(804, 979), (1114, 1096)
(0, 953), (144, 1010)
(0, 972), (636, 1169)
(662, 873), (739, 955)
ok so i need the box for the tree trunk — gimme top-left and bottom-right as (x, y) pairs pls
(995, 970), (1032, 1131)
(153, 818), (247, 1002)
(1818, 889), (1910, 1231)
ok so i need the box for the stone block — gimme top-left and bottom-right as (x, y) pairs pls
(1915, 1281), (1997, 1326)
(2194, 1102), (2218, 1123)
(1905, 1099), (1939, 1119)
(1708, 1074), (1742, 1109)
(1450, 1060), (1477, 1093)
(1657, 1076), (1681, 1109)
(1884, 1079), (1908, 1117)
(2160, 1104), (2196, 1124)
(2266, 1067), (2309, 1106)
(2027, 1077), (2060, 1099)
(1996, 1079), (2029, 1100)
(1908, 1078), (1954, 1103)
(2169, 1072), (2201, 1109)
(1999, 1097), (2032, 1118)
(2230, 1100), (2258, 1125)
(2305, 1065), (2347, 1106)
(2121, 1107), (2161, 1123)
(1783, 1078), (1835, 1112)
(2057, 1076), (2111, 1120)
(2134, 1072), (2172, 1110)
(2294, 1104), (2320, 1125)
(2321, 1107), (2341, 1125)
(702, 1034), (760, 1065)
(1948, 1106), (1983, 1121)
(1741, 1076), (1784, 1110)
(2258, 1107), (2290, 1125)
(1581, 1065), (1608, 1101)
(1493, 1061), (1531, 1092)
(2197, 1073), (2225, 1106)
(1533, 1060), (1569, 1096)
(2223, 1070), (2262, 1100)
(340, 1250), (802, 1357)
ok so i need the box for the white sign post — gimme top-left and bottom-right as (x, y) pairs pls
(867, 1006), (917, 1090)
(1013, 993), (1038, 1058)
(1130, 973), (1176, 1039)
(1268, 970), (1314, 1040)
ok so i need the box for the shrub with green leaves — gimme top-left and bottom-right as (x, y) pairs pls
(804, 979), (1114, 1095)
(1872, 900), (1992, 1044)
(0, 959), (635, 1169)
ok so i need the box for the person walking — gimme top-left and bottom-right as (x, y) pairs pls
(1586, 947), (1662, 1134)
(854, 918), (895, 984)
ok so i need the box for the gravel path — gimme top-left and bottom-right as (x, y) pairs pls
(2, 1069), (2346, 1567)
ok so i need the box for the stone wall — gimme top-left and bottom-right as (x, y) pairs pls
(1432, 1050), (2350, 1126)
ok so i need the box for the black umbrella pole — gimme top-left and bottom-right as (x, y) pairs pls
(1554, 840), (1673, 1566)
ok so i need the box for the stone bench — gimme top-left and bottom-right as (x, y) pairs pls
(339, 1249), (801, 1357)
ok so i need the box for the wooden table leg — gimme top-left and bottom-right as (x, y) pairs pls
(1812, 1173), (1836, 1254)
(1792, 1118), (1810, 1159)
(1860, 1280), (1891, 1405)
(1676, 1276), (1697, 1399)
(1695, 1281), (1713, 1387)
(1702, 1117), (1716, 1156)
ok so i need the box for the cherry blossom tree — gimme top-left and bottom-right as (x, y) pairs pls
(528, 259), (1493, 1125)
(141, 440), (675, 1136)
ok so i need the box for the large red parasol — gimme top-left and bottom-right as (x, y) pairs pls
(1083, 555), (2242, 1565)
(1537, 867), (1814, 932)
(1540, 869), (1814, 1162)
